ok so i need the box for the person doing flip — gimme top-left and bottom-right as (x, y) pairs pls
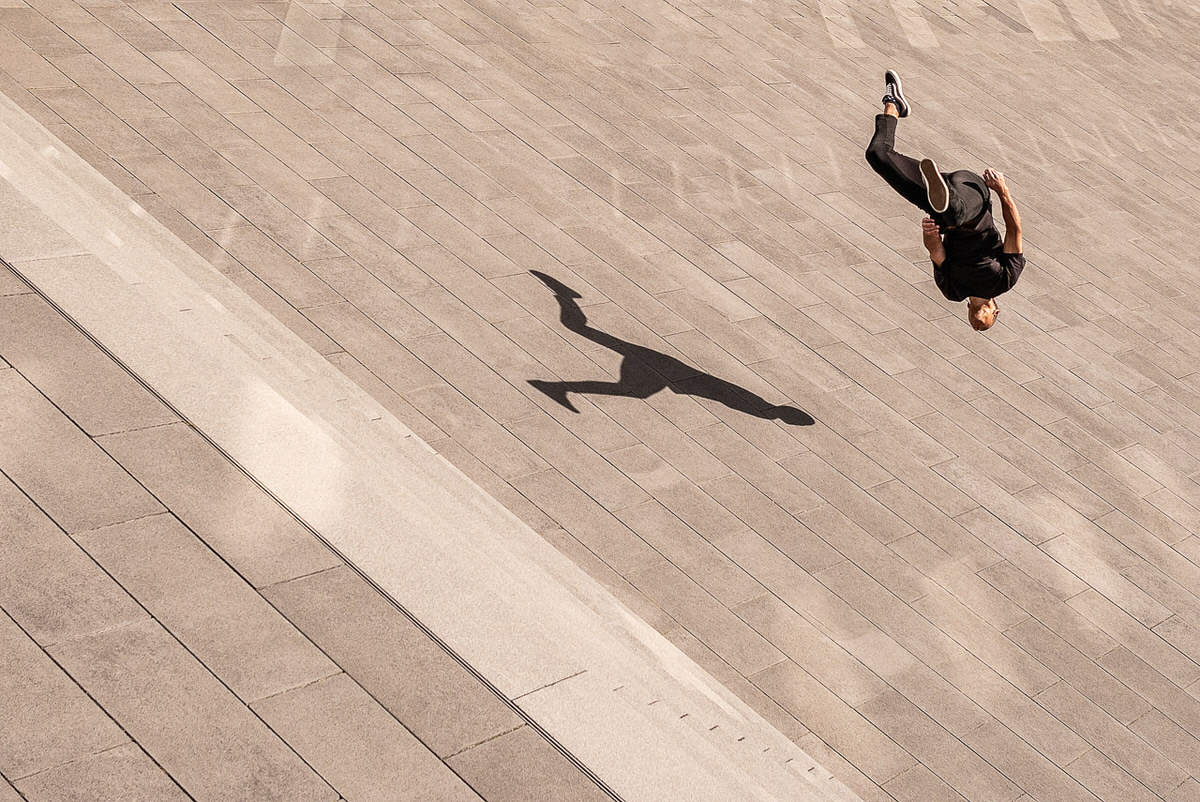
(865, 70), (1026, 331)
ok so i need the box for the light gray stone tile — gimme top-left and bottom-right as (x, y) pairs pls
(76, 514), (338, 702)
(49, 619), (338, 802)
(446, 725), (609, 802)
(0, 473), (146, 646)
(253, 674), (481, 802)
(0, 292), (177, 436)
(0, 369), (163, 534)
(263, 566), (522, 758)
(14, 743), (188, 801)
(97, 422), (339, 587)
(0, 179), (84, 262)
(0, 609), (127, 780)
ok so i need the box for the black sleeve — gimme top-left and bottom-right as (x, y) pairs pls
(998, 252), (1026, 292)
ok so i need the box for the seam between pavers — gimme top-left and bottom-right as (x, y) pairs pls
(1, 257), (627, 802)
(0, 549), (196, 800)
(1, 265), (542, 799)
(0, 419), (339, 797)
(442, 723), (527, 759)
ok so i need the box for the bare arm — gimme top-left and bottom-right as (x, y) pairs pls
(984, 168), (1022, 254)
(922, 217), (946, 268)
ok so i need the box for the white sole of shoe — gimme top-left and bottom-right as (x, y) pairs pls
(921, 159), (949, 214)
(885, 70), (909, 117)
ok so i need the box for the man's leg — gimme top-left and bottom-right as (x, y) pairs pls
(865, 112), (937, 215)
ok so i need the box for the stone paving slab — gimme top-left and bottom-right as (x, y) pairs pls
(0, 86), (849, 799)
(0, 268), (659, 800)
(3, 0), (1200, 799)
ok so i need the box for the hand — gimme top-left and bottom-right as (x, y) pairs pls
(983, 168), (1007, 193)
(921, 217), (941, 247)
(921, 217), (945, 266)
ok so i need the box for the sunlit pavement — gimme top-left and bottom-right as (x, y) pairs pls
(2, 0), (1200, 799)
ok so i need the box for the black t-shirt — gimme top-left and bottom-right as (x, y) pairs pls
(933, 208), (1025, 302)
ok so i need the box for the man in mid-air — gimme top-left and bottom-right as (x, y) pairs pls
(865, 70), (1026, 331)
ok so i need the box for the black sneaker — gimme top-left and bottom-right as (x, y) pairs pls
(884, 69), (910, 117)
(920, 158), (949, 214)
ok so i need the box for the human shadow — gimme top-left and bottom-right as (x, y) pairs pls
(527, 271), (814, 426)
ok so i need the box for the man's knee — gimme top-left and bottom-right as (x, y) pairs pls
(865, 145), (886, 170)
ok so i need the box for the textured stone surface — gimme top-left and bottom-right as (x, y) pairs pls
(14, 743), (189, 802)
(48, 619), (339, 802)
(2, 0), (1200, 798)
(0, 610), (127, 781)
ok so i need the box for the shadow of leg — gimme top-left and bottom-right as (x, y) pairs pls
(672, 375), (814, 426)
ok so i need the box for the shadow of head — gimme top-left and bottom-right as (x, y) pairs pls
(530, 270), (582, 298)
(765, 406), (815, 426)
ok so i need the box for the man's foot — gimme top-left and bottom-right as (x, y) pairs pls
(920, 158), (949, 214)
(528, 379), (579, 413)
(883, 69), (910, 117)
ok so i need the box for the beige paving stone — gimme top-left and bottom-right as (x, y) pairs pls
(305, 301), (443, 391)
(0, 292), (178, 436)
(7, 0), (1200, 797)
(121, 153), (244, 231)
(76, 513), (338, 702)
(0, 473), (146, 646)
(14, 743), (188, 801)
(1006, 618), (1147, 724)
(704, 474), (845, 572)
(215, 184), (341, 261)
(1065, 749), (1159, 802)
(147, 50), (258, 115)
(0, 26), (72, 90)
(1166, 780), (1200, 802)
(886, 533), (1023, 629)
(30, 86), (156, 158)
(408, 332), (540, 424)
(262, 566), (523, 758)
(0, 263), (28, 296)
(1128, 709), (1200, 779)
(0, 370), (163, 534)
(692, 422), (823, 513)
(628, 559), (784, 677)
(0, 609), (128, 781)
(97, 422), (340, 587)
(753, 660), (915, 785)
(882, 763), (967, 802)
(212, 223), (341, 308)
(959, 508), (1088, 601)
(1035, 681), (1187, 796)
(447, 725), (610, 802)
(735, 593), (886, 707)
(221, 262), (345, 355)
(796, 732), (895, 802)
(1073, 592), (1200, 689)
(0, 180), (85, 262)
(253, 673), (482, 802)
(49, 619), (337, 801)
(962, 719), (1099, 802)
(506, 470), (662, 576)
(858, 690), (1022, 802)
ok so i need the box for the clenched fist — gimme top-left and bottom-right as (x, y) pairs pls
(983, 168), (1007, 193)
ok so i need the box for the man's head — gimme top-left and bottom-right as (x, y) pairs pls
(967, 297), (999, 331)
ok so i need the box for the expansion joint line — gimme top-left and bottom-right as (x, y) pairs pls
(2, 257), (626, 802)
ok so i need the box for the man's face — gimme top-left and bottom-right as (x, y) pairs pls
(967, 299), (998, 331)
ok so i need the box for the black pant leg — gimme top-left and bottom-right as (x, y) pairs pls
(865, 114), (935, 216)
(945, 170), (989, 226)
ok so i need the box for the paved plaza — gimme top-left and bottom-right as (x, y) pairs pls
(2, 0), (1200, 799)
